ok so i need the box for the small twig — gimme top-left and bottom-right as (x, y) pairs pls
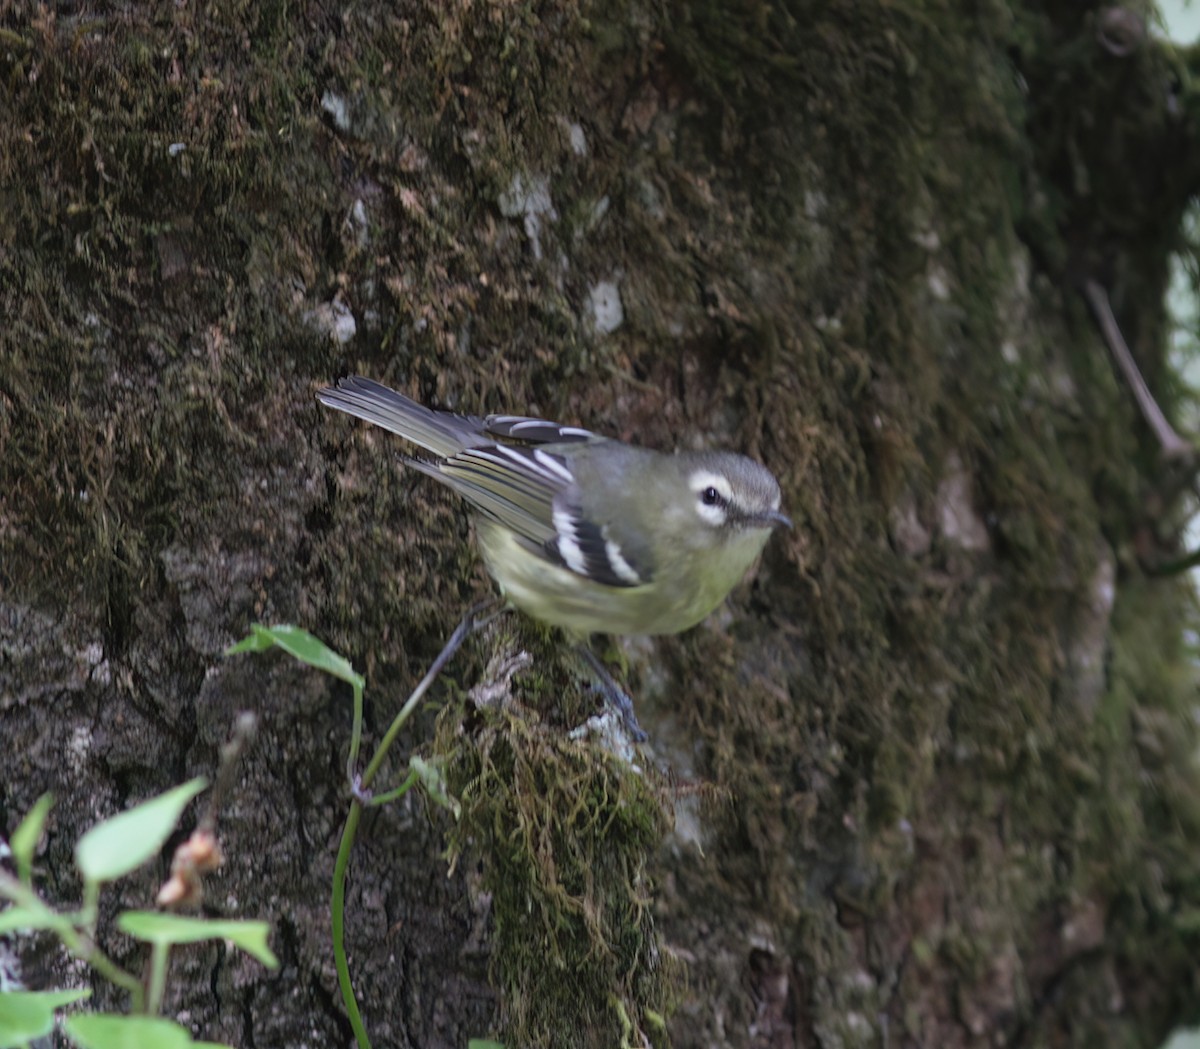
(157, 713), (257, 909)
(1082, 279), (1193, 460)
(1143, 545), (1200, 577)
(203, 712), (258, 832)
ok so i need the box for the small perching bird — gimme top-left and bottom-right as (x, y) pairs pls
(317, 376), (791, 739)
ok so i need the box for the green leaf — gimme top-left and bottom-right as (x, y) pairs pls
(0, 988), (89, 1047)
(0, 900), (74, 937)
(409, 756), (461, 819)
(467, 1041), (506, 1048)
(117, 912), (279, 969)
(65, 1014), (197, 1049)
(74, 779), (206, 884)
(9, 794), (53, 884)
(225, 624), (363, 688)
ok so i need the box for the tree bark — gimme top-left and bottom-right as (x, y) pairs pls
(3, 1), (1199, 1046)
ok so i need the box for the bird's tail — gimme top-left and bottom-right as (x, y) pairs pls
(316, 376), (487, 459)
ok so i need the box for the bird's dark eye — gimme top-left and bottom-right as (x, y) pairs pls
(701, 486), (723, 507)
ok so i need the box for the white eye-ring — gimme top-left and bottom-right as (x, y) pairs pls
(690, 470), (732, 526)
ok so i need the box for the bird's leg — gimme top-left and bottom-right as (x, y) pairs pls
(575, 644), (648, 742)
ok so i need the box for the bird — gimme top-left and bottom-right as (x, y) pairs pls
(317, 375), (791, 739)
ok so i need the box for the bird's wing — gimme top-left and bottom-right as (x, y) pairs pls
(429, 444), (568, 546)
(483, 414), (600, 445)
(320, 376), (650, 587)
(427, 444), (650, 588)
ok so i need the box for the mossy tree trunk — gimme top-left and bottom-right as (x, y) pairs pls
(3, 1), (1200, 1046)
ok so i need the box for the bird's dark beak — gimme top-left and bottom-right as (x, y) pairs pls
(757, 510), (793, 530)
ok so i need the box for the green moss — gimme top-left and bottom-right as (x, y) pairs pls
(435, 634), (678, 1048)
(640, 0), (1200, 1041)
(7, 0), (1200, 1043)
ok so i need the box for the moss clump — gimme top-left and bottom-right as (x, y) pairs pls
(435, 649), (678, 1049)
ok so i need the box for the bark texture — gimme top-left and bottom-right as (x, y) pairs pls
(3, 1), (1200, 1047)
